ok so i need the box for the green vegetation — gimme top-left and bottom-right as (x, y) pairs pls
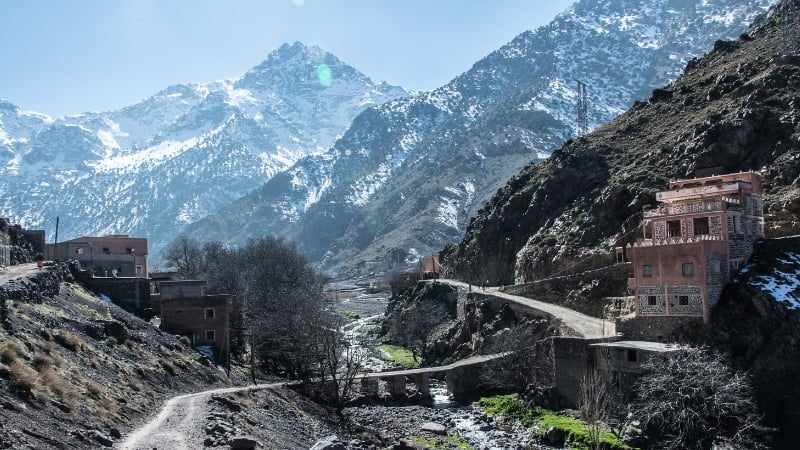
(379, 344), (420, 368)
(410, 435), (474, 449)
(478, 395), (631, 450)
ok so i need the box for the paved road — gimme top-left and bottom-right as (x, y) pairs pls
(117, 383), (284, 450)
(440, 279), (616, 338)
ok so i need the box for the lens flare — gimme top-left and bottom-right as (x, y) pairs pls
(316, 64), (333, 87)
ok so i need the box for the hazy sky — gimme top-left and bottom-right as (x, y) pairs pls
(0, 0), (574, 117)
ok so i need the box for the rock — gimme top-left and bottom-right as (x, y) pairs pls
(420, 422), (447, 435)
(87, 429), (114, 447)
(204, 436), (216, 447)
(212, 394), (243, 412)
(310, 434), (346, 450)
(51, 399), (71, 413)
(391, 438), (428, 450)
(109, 428), (122, 439)
(543, 426), (567, 447)
(229, 435), (259, 449)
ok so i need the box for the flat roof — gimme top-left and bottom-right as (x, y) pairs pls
(589, 340), (688, 352)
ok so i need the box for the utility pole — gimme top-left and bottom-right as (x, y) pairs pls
(575, 80), (588, 136)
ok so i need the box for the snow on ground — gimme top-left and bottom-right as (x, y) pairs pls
(748, 252), (800, 310)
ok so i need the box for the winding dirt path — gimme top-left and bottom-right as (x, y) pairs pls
(117, 382), (283, 450)
(440, 279), (616, 338)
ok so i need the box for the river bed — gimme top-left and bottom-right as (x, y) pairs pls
(333, 287), (539, 449)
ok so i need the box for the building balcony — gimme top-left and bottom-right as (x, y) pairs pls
(655, 182), (743, 202)
(643, 195), (740, 218)
(631, 234), (725, 247)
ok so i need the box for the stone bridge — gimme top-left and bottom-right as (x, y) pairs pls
(356, 353), (510, 399)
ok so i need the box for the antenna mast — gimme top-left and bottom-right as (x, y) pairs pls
(575, 80), (588, 136)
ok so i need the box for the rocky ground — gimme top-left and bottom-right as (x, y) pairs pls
(0, 263), (245, 448)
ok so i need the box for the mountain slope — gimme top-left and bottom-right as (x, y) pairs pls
(440, 0), (800, 285)
(185, 0), (777, 272)
(0, 43), (409, 255)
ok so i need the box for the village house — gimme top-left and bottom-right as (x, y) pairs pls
(0, 220), (10, 267)
(626, 172), (764, 323)
(419, 255), (441, 280)
(152, 277), (230, 365)
(49, 235), (148, 277)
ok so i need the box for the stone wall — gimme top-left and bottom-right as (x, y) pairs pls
(74, 271), (151, 316)
(615, 315), (703, 341)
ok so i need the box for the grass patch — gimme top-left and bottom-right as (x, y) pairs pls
(478, 395), (631, 450)
(54, 330), (83, 352)
(410, 435), (474, 449)
(379, 344), (419, 368)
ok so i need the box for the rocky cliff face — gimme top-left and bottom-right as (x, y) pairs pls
(441, 0), (800, 285)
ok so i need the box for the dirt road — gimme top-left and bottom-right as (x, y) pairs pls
(117, 383), (283, 450)
(440, 279), (616, 338)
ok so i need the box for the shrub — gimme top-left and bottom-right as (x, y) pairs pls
(159, 359), (177, 376)
(0, 341), (26, 364)
(8, 361), (38, 398)
(54, 330), (83, 352)
(85, 381), (105, 399)
(32, 355), (53, 372)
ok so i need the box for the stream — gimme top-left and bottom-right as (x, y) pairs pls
(333, 287), (537, 449)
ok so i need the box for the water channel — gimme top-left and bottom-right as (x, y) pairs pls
(333, 285), (537, 449)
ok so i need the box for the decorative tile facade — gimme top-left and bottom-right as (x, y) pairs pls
(629, 172), (764, 325)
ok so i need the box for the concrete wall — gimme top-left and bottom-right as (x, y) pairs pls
(157, 280), (207, 300)
(76, 273), (151, 315)
(0, 229), (10, 267)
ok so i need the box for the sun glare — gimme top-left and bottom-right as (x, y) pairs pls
(316, 64), (333, 87)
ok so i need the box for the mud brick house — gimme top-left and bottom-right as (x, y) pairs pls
(419, 255), (441, 279)
(49, 235), (148, 277)
(154, 279), (230, 365)
(626, 172), (764, 324)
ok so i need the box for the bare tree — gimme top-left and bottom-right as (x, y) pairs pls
(311, 313), (367, 420)
(162, 235), (203, 278)
(629, 347), (773, 450)
(580, 367), (613, 450)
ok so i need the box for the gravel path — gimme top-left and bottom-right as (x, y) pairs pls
(117, 383), (284, 450)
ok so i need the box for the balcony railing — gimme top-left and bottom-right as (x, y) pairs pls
(656, 182), (742, 201)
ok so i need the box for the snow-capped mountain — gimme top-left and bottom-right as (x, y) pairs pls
(0, 42), (410, 254)
(185, 0), (777, 271)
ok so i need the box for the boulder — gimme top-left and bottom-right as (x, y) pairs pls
(420, 422), (447, 435)
(310, 434), (346, 450)
(229, 435), (259, 449)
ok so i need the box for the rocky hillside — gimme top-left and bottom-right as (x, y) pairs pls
(185, 0), (776, 273)
(441, 0), (800, 285)
(703, 236), (800, 448)
(0, 264), (237, 448)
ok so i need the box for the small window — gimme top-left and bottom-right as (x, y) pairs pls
(126, 247), (134, 255)
(682, 262), (694, 276)
(627, 349), (638, 362)
(136, 265), (143, 274)
(102, 247), (110, 255)
(75, 247), (84, 255)
(647, 296), (657, 306)
(693, 217), (709, 235)
(679, 295), (689, 305)
(667, 220), (681, 238)
(642, 264), (653, 277)
(205, 330), (216, 341)
(205, 308), (215, 319)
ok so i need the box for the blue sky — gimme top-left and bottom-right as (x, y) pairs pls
(0, 0), (573, 117)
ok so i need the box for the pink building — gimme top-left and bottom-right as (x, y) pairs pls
(627, 172), (764, 322)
